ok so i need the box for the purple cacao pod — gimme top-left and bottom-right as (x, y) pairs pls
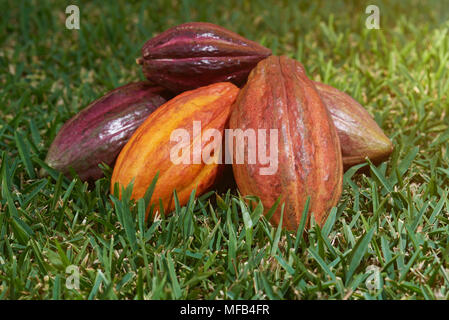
(139, 22), (272, 93)
(44, 81), (172, 181)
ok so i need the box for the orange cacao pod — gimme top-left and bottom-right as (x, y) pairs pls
(229, 56), (343, 229)
(111, 82), (239, 216)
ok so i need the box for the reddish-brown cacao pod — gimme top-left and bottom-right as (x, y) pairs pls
(229, 56), (343, 229)
(314, 81), (393, 169)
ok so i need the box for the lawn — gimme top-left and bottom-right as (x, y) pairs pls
(1, 0), (449, 300)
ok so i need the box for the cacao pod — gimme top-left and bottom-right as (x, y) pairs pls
(229, 56), (343, 229)
(111, 82), (239, 216)
(139, 22), (271, 93)
(45, 82), (172, 181)
(314, 81), (393, 169)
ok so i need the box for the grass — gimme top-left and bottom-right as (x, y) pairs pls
(1, 0), (449, 299)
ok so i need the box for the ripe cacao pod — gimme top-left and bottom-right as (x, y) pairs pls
(138, 22), (271, 93)
(111, 82), (239, 216)
(229, 56), (343, 229)
(314, 81), (393, 169)
(45, 82), (172, 181)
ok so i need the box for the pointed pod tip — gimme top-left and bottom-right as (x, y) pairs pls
(39, 167), (49, 178)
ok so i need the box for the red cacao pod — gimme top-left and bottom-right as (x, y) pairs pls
(45, 82), (172, 181)
(111, 82), (239, 216)
(139, 22), (271, 93)
(229, 56), (343, 229)
(314, 81), (393, 169)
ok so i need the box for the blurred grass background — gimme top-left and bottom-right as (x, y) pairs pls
(1, 0), (449, 299)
